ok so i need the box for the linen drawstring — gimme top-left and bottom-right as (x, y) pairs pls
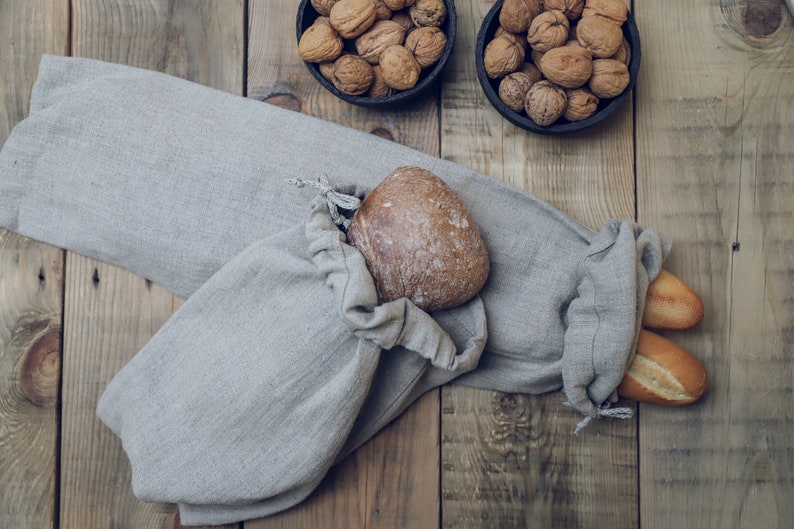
(288, 175), (361, 229)
(563, 402), (634, 435)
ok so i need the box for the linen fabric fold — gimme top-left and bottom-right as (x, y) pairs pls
(0, 55), (670, 525)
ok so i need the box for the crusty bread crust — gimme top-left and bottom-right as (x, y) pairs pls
(617, 330), (708, 406)
(346, 166), (490, 312)
(642, 269), (704, 330)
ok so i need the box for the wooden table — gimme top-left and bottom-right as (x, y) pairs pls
(1, 1), (792, 528)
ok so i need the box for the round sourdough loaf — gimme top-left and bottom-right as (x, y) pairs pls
(346, 166), (490, 312)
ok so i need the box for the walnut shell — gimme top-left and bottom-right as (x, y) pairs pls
(311, 0), (339, 16)
(494, 26), (527, 52)
(498, 71), (536, 112)
(498, 0), (542, 34)
(518, 61), (543, 83)
(389, 10), (415, 32)
(544, 0), (584, 21)
(318, 60), (337, 81)
(332, 54), (375, 94)
(524, 80), (567, 126)
(330, 0), (377, 39)
(527, 10), (570, 52)
(368, 64), (396, 97)
(576, 14), (623, 58)
(346, 166), (490, 312)
(409, 0), (446, 27)
(610, 37), (631, 65)
(405, 26), (447, 68)
(582, 0), (628, 25)
(564, 87), (599, 121)
(299, 22), (344, 63)
(530, 48), (546, 73)
(373, 0), (393, 20)
(383, 0), (415, 10)
(588, 58), (630, 98)
(380, 44), (421, 90)
(355, 20), (407, 64)
(484, 35), (526, 79)
(539, 45), (593, 89)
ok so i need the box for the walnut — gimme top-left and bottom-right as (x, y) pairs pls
(498, 71), (536, 112)
(318, 60), (336, 81)
(588, 58), (629, 98)
(494, 27), (528, 57)
(518, 62), (543, 84)
(373, 0), (393, 20)
(610, 37), (631, 65)
(544, 0), (584, 21)
(524, 80), (567, 126)
(332, 54), (375, 94)
(564, 87), (599, 121)
(483, 35), (525, 79)
(369, 64), (396, 97)
(576, 13), (623, 58)
(405, 26), (447, 68)
(498, 0), (542, 34)
(330, 0), (377, 39)
(539, 45), (592, 89)
(527, 10), (570, 52)
(530, 48), (546, 73)
(582, 0), (628, 25)
(409, 0), (447, 27)
(355, 20), (407, 64)
(380, 44), (421, 90)
(311, 0), (338, 16)
(389, 10), (415, 32)
(383, 0), (415, 9)
(299, 21), (344, 63)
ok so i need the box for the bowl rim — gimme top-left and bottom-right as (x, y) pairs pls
(296, 0), (458, 108)
(475, 0), (642, 135)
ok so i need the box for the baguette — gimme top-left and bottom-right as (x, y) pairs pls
(617, 330), (707, 406)
(642, 269), (704, 330)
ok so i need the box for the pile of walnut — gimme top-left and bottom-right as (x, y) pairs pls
(299, 0), (449, 98)
(484, 0), (631, 126)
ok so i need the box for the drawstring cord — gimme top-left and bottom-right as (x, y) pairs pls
(288, 174), (361, 229)
(563, 402), (634, 435)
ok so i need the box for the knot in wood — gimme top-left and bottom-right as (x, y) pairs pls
(19, 327), (61, 407)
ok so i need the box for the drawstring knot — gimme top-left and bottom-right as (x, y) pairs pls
(288, 174), (361, 229)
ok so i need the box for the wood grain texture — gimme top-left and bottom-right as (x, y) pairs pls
(60, 2), (244, 528)
(635, 0), (794, 528)
(0, 1), (68, 528)
(439, 1), (639, 528)
(245, 1), (442, 528)
(2, 1), (793, 528)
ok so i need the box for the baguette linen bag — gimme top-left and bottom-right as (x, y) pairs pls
(0, 56), (669, 525)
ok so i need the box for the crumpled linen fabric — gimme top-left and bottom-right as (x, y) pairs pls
(0, 55), (670, 525)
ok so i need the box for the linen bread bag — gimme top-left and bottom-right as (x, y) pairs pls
(96, 193), (487, 524)
(0, 55), (669, 525)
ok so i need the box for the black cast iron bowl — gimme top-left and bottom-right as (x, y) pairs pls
(475, 1), (641, 135)
(296, 0), (457, 108)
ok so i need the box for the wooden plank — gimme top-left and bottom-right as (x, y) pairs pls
(440, 1), (639, 528)
(635, 0), (794, 528)
(59, 2), (244, 528)
(0, 1), (69, 528)
(245, 1), (442, 528)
